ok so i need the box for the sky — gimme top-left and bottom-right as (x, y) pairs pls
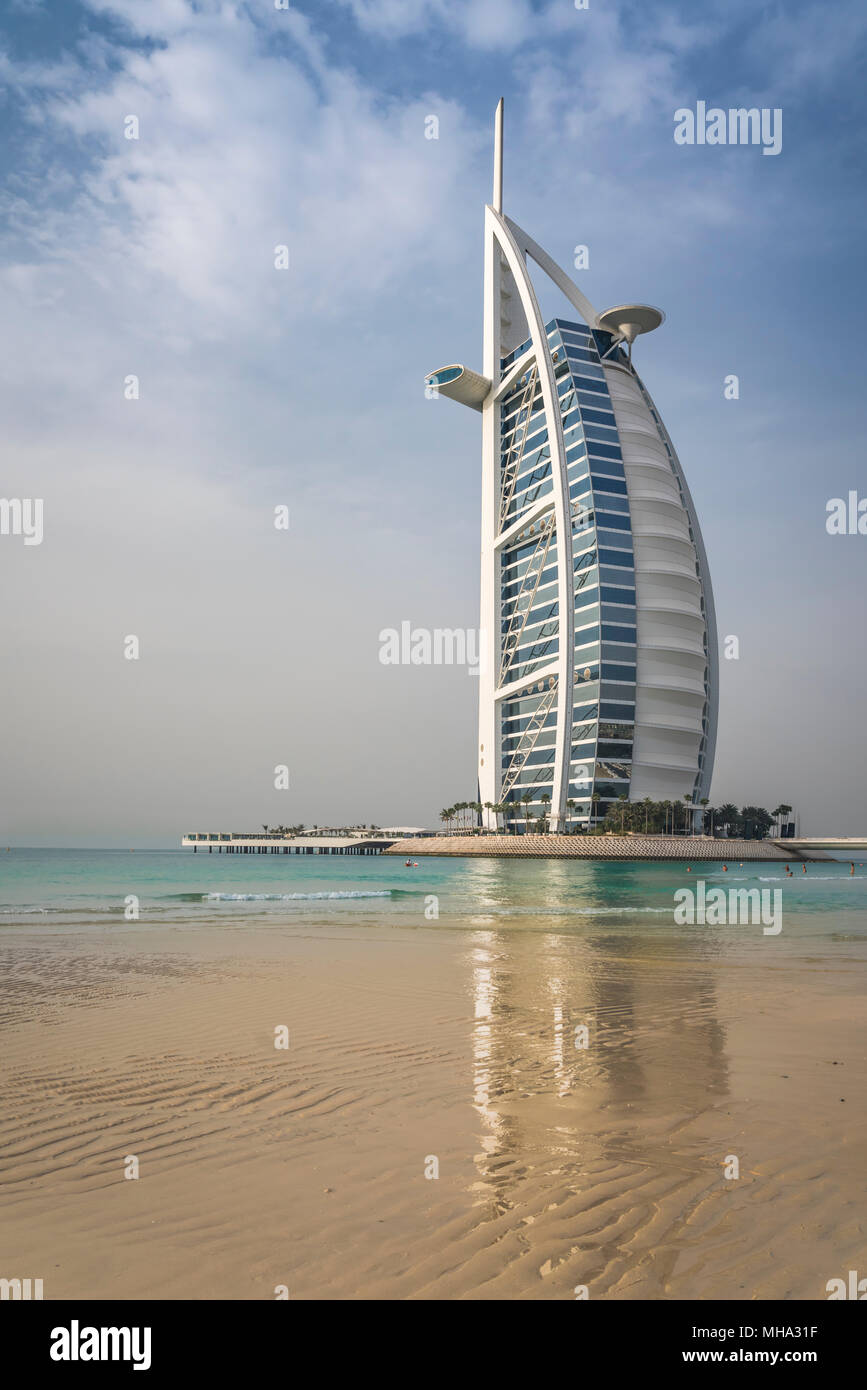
(0, 0), (865, 847)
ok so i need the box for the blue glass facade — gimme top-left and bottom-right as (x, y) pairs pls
(498, 319), (638, 829)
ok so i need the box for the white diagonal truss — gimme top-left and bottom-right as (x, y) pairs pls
(500, 678), (558, 803)
(498, 511), (555, 686)
(498, 364), (539, 529)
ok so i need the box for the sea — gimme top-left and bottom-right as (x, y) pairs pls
(1, 848), (865, 951)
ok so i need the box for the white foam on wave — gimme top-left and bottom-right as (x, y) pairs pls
(756, 875), (865, 882)
(202, 890), (392, 902)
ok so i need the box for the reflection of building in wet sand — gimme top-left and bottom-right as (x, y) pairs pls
(591, 935), (728, 1105)
(468, 865), (730, 1219)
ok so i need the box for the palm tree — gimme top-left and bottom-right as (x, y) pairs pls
(684, 793), (693, 835)
(521, 791), (533, 834)
(643, 797), (652, 834)
(617, 793), (628, 832)
(772, 803), (793, 838)
(440, 808), (451, 835)
(590, 791), (600, 827)
(540, 792), (551, 832)
(717, 803), (739, 838)
(699, 797), (710, 835)
(566, 799), (576, 833)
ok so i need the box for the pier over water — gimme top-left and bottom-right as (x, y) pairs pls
(182, 833), (394, 856)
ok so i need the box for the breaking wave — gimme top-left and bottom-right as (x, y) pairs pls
(201, 890), (393, 902)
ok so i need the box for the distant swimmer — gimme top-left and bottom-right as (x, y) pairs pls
(405, 859), (412, 867)
(852, 863), (856, 876)
(687, 867), (691, 873)
(722, 865), (728, 872)
(803, 864), (807, 873)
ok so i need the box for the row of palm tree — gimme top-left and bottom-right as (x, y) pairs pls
(260, 823), (386, 837)
(440, 792), (705, 836)
(598, 795), (706, 835)
(599, 799), (792, 840)
(439, 796), (794, 839)
(705, 804), (792, 839)
(439, 801), (486, 834)
(440, 799), (535, 835)
(441, 794), (589, 835)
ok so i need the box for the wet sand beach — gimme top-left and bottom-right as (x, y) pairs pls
(2, 882), (866, 1300)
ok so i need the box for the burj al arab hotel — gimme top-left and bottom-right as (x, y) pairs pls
(426, 101), (718, 833)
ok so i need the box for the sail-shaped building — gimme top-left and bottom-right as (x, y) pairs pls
(426, 101), (718, 833)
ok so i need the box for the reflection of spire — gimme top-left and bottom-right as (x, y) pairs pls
(548, 968), (571, 1098)
(493, 97), (504, 213)
(471, 937), (502, 1156)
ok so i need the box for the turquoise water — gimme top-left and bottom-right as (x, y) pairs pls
(1, 849), (866, 942)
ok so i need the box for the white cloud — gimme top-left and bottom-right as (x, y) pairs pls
(1, 0), (480, 340)
(338, 0), (534, 48)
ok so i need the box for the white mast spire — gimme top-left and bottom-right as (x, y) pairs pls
(493, 98), (504, 213)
